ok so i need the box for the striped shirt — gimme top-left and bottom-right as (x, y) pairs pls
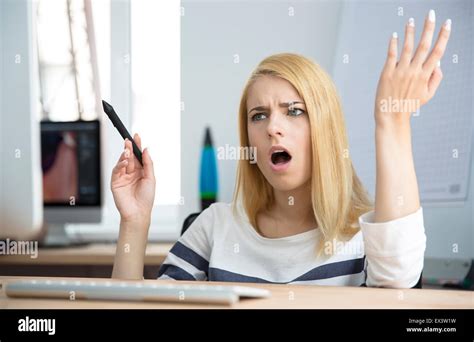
(158, 202), (426, 288)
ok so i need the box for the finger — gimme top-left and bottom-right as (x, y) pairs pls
(112, 159), (128, 177)
(125, 139), (135, 173)
(142, 148), (155, 181)
(423, 19), (451, 76)
(399, 17), (415, 67)
(117, 148), (128, 163)
(134, 133), (142, 151)
(113, 148), (129, 177)
(383, 32), (399, 72)
(427, 65), (443, 99)
(412, 9), (436, 65)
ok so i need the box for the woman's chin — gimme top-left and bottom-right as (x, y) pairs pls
(257, 162), (311, 193)
(266, 176), (308, 193)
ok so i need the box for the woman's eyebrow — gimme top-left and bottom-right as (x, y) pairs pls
(247, 101), (305, 115)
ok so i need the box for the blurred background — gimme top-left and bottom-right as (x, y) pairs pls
(0, 0), (472, 287)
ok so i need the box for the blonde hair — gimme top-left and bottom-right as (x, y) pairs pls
(232, 53), (373, 254)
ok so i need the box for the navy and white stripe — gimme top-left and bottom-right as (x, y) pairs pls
(208, 256), (365, 283)
(159, 241), (365, 284)
(158, 242), (209, 280)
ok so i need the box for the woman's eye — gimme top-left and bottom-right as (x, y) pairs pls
(251, 113), (267, 121)
(288, 108), (305, 116)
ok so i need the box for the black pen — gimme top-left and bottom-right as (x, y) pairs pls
(102, 100), (143, 166)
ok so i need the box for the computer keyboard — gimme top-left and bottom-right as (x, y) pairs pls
(6, 279), (271, 305)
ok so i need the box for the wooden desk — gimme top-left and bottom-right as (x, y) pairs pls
(0, 276), (472, 309)
(0, 243), (173, 278)
(0, 242), (172, 265)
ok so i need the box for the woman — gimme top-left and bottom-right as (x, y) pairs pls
(111, 10), (451, 287)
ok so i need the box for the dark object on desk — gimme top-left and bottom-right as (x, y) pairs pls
(463, 259), (474, 290)
(445, 259), (474, 290)
(38, 240), (90, 249)
(102, 100), (143, 166)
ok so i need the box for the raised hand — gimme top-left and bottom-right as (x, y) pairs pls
(375, 9), (451, 127)
(110, 133), (156, 224)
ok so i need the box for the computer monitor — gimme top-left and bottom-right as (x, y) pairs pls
(1, 1), (104, 246)
(0, 0), (43, 241)
(41, 120), (102, 246)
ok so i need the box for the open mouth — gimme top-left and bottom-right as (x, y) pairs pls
(271, 150), (292, 165)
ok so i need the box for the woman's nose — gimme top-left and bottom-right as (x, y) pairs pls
(266, 111), (285, 138)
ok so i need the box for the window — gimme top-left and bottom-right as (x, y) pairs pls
(36, 0), (181, 240)
(131, 0), (181, 206)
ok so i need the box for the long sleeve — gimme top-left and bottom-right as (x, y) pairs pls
(359, 207), (426, 288)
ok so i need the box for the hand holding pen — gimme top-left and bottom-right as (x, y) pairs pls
(110, 134), (156, 224)
(102, 100), (156, 223)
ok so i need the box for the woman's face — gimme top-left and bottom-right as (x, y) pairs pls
(246, 75), (312, 192)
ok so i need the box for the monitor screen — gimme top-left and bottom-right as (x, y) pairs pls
(40, 120), (101, 206)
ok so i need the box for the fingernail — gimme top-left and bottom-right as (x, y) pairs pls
(124, 149), (130, 158)
(437, 60), (441, 67)
(428, 9), (435, 23)
(408, 18), (415, 27)
(392, 32), (398, 39)
(445, 19), (452, 31)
